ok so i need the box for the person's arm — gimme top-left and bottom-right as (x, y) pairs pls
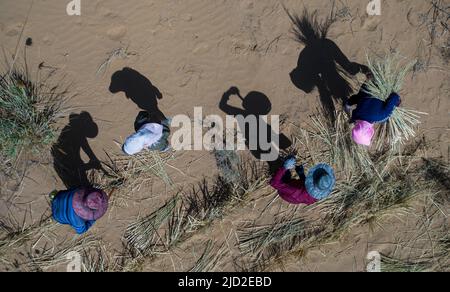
(73, 220), (95, 235)
(381, 92), (401, 118)
(347, 84), (369, 106)
(81, 139), (101, 170)
(219, 88), (245, 116)
(327, 39), (362, 75)
(270, 167), (290, 190)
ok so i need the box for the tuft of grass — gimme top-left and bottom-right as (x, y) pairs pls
(363, 53), (427, 150)
(380, 255), (430, 272)
(188, 240), (229, 272)
(213, 149), (241, 185)
(123, 195), (179, 257)
(81, 243), (117, 272)
(0, 67), (69, 161)
(238, 216), (323, 263)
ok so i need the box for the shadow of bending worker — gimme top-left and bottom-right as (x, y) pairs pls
(52, 112), (102, 189)
(109, 67), (167, 123)
(219, 87), (291, 173)
(287, 9), (370, 121)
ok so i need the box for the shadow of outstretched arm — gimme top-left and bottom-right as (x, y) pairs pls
(219, 87), (245, 116)
(327, 39), (368, 75)
(80, 138), (101, 171)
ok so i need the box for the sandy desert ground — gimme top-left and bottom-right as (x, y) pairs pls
(0, 0), (449, 272)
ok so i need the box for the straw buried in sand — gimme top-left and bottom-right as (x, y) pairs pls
(363, 53), (428, 151)
(123, 195), (179, 257)
(89, 149), (175, 208)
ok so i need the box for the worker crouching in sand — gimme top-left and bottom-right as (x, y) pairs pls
(51, 188), (109, 234)
(122, 111), (171, 155)
(270, 156), (336, 205)
(345, 76), (402, 147)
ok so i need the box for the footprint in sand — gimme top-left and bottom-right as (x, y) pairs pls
(181, 14), (193, 22)
(98, 7), (119, 18)
(193, 43), (211, 55)
(240, 0), (254, 10)
(107, 25), (127, 41)
(5, 23), (23, 37)
(361, 17), (380, 32)
(43, 34), (56, 46)
(0, 23), (4, 32)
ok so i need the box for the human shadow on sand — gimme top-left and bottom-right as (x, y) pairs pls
(287, 9), (370, 121)
(219, 87), (292, 174)
(52, 112), (102, 189)
(109, 67), (167, 124)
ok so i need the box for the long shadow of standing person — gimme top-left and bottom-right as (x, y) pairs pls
(109, 67), (167, 124)
(287, 9), (370, 122)
(52, 112), (102, 189)
(219, 87), (291, 173)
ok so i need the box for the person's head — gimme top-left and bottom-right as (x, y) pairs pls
(123, 124), (164, 155)
(242, 92), (272, 115)
(352, 120), (375, 146)
(290, 67), (316, 93)
(69, 112), (98, 139)
(122, 131), (147, 156)
(305, 163), (335, 200)
(72, 188), (109, 221)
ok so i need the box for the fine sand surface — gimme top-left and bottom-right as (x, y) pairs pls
(0, 0), (448, 271)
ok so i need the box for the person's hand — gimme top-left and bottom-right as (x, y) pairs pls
(89, 159), (102, 170)
(344, 104), (352, 115)
(283, 157), (296, 170)
(365, 71), (374, 81)
(228, 86), (240, 96)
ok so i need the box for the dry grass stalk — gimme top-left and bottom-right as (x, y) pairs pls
(89, 149), (175, 207)
(188, 240), (229, 272)
(123, 195), (179, 257)
(0, 214), (56, 263)
(96, 47), (136, 76)
(25, 234), (98, 272)
(81, 242), (118, 272)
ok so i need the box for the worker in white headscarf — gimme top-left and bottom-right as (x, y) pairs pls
(123, 112), (171, 155)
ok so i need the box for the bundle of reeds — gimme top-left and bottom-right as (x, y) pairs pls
(364, 53), (427, 150)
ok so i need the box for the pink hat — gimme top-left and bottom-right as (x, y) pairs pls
(352, 120), (375, 146)
(72, 188), (109, 221)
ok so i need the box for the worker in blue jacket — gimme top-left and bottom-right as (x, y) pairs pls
(345, 74), (402, 146)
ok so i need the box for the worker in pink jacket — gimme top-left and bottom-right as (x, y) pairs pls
(270, 156), (335, 205)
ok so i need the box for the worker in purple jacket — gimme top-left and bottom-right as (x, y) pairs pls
(345, 75), (402, 146)
(270, 156), (335, 205)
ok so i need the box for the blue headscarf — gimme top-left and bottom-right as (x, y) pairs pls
(51, 189), (96, 234)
